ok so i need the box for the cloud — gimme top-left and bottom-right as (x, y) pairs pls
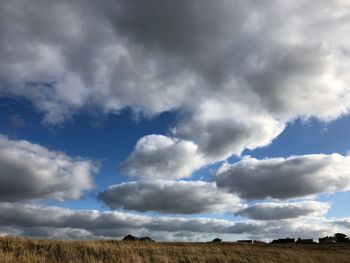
(1, 1), (350, 241)
(235, 201), (330, 220)
(251, 218), (337, 241)
(0, 202), (346, 241)
(0, 202), (256, 238)
(20, 227), (94, 240)
(113, 0), (350, 176)
(0, 0), (196, 123)
(98, 180), (241, 214)
(120, 135), (204, 179)
(0, 134), (97, 202)
(333, 218), (350, 229)
(0, 227), (20, 237)
(215, 154), (350, 200)
(173, 98), (285, 161)
(0, 1), (349, 165)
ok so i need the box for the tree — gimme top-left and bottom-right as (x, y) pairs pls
(334, 233), (349, 243)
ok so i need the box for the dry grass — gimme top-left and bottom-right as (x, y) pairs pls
(1, 237), (350, 263)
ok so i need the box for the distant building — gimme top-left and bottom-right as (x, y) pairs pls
(296, 238), (316, 245)
(319, 236), (336, 245)
(271, 238), (295, 244)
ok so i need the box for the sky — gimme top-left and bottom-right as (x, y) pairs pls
(0, 0), (350, 241)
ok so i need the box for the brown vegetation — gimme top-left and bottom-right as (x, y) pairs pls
(1, 237), (350, 263)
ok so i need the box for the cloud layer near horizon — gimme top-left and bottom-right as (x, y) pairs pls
(0, 202), (346, 241)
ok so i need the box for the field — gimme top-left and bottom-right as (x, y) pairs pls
(1, 237), (350, 263)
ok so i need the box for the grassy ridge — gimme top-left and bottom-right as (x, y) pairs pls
(1, 237), (350, 263)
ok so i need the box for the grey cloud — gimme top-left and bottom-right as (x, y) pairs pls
(0, 134), (96, 202)
(173, 99), (285, 161)
(108, 0), (243, 59)
(20, 227), (94, 240)
(98, 180), (241, 214)
(135, 230), (214, 242)
(0, 203), (147, 230)
(147, 218), (262, 235)
(122, 116), (283, 179)
(0, 202), (346, 241)
(0, 202), (285, 240)
(1, 0), (350, 175)
(246, 44), (350, 121)
(120, 0), (350, 173)
(332, 219), (350, 229)
(216, 154), (350, 199)
(0, 202), (258, 237)
(235, 201), (330, 220)
(0, 0), (195, 123)
(0, 0), (348, 124)
(250, 219), (334, 241)
(0, 226), (20, 237)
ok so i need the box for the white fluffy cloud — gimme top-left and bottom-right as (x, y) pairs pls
(0, 134), (96, 202)
(2, 0), (350, 239)
(1, 1), (350, 168)
(216, 154), (350, 200)
(235, 201), (330, 220)
(173, 98), (285, 161)
(98, 180), (241, 214)
(120, 135), (204, 179)
(0, 0), (197, 123)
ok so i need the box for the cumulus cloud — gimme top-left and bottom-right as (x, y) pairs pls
(0, 202), (346, 241)
(2, 0), (350, 240)
(173, 98), (285, 161)
(0, 134), (96, 202)
(216, 154), (350, 200)
(0, 0), (196, 123)
(98, 180), (241, 214)
(115, 0), (350, 176)
(1, 0), (350, 168)
(120, 135), (204, 179)
(235, 201), (330, 220)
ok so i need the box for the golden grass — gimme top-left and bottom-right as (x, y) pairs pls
(1, 237), (350, 263)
